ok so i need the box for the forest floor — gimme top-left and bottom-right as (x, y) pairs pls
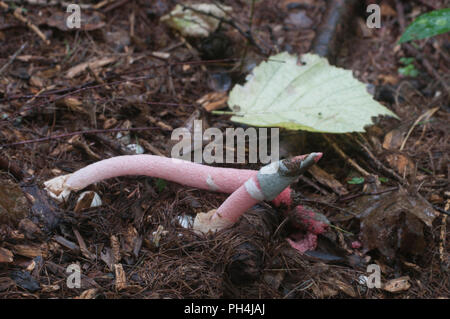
(0, 0), (448, 298)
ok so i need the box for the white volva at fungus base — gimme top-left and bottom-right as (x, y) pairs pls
(192, 209), (234, 234)
(44, 173), (74, 202)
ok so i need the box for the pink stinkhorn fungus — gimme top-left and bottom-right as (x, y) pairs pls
(44, 153), (323, 237)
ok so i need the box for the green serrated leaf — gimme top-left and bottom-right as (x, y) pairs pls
(227, 53), (399, 133)
(347, 177), (365, 185)
(399, 8), (450, 43)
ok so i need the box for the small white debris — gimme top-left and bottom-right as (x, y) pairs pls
(152, 51), (170, 59)
(126, 143), (145, 154)
(77, 191), (102, 208)
(151, 225), (168, 247)
(176, 215), (194, 229)
(358, 275), (369, 286)
(206, 174), (219, 191)
(115, 132), (131, 144)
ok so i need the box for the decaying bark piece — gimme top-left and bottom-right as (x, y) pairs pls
(0, 247), (14, 263)
(0, 155), (25, 180)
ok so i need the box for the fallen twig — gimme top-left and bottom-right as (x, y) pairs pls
(354, 133), (406, 184)
(0, 154), (25, 180)
(338, 187), (399, 202)
(322, 134), (370, 177)
(400, 107), (440, 151)
(0, 42), (27, 76)
(0, 127), (160, 148)
(13, 8), (50, 45)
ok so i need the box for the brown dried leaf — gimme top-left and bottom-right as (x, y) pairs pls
(37, 65), (61, 79)
(66, 57), (116, 78)
(0, 180), (29, 226)
(196, 92), (228, 112)
(114, 264), (127, 291)
(377, 74), (399, 85)
(56, 97), (86, 113)
(110, 235), (121, 265)
(381, 2), (397, 17)
(18, 218), (44, 240)
(121, 225), (138, 255)
(308, 165), (348, 196)
(329, 278), (356, 297)
(29, 75), (44, 88)
(383, 129), (405, 150)
(41, 284), (60, 293)
(356, 187), (437, 260)
(103, 118), (118, 129)
(0, 247), (13, 263)
(100, 247), (114, 270)
(75, 288), (98, 299)
(385, 153), (415, 176)
(12, 244), (47, 258)
(383, 276), (411, 293)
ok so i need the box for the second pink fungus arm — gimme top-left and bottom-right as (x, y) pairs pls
(211, 153), (322, 223)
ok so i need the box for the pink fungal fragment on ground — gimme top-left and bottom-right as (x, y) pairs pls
(351, 241), (362, 249)
(286, 205), (329, 254)
(295, 205), (329, 235)
(287, 232), (318, 254)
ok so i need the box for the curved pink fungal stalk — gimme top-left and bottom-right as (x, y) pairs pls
(45, 155), (257, 202)
(44, 154), (313, 204)
(66, 155), (257, 193)
(193, 153), (323, 233)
